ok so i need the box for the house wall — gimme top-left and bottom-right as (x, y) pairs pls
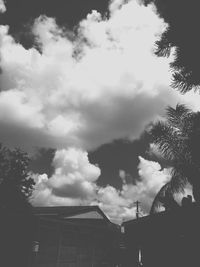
(123, 205), (200, 267)
(32, 218), (120, 267)
(0, 209), (35, 267)
(0, 207), (120, 267)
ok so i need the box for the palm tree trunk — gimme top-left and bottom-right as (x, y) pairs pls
(192, 185), (200, 204)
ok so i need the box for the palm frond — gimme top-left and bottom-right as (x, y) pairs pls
(148, 104), (200, 206)
(154, 29), (172, 58)
(149, 121), (182, 161)
(150, 181), (181, 215)
(172, 71), (196, 94)
(150, 182), (172, 214)
(170, 168), (188, 194)
(166, 104), (192, 130)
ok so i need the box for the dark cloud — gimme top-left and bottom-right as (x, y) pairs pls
(89, 133), (151, 189)
(30, 147), (170, 223)
(52, 181), (94, 199)
(28, 133), (151, 192)
(0, 0), (109, 48)
(29, 147), (55, 177)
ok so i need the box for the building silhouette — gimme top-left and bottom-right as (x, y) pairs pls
(31, 206), (120, 267)
(2, 203), (200, 267)
(122, 202), (200, 267)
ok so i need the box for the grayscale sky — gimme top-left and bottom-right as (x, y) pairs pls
(0, 0), (198, 223)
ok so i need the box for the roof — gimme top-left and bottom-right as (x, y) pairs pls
(33, 205), (111, 223)
(122, 202), (200, 227)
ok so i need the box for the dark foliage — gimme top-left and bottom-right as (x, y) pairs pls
(148, 104), (200, 213)
(143, 0), (200, 93)
(0, 144), (34, 210)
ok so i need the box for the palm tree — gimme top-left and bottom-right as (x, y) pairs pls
(149, 104), (200, 213)
(143, 0), (200, 94)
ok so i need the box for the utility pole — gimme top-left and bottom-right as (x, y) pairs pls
(134, 201), (140, 219)
(134, 201), (142, 266)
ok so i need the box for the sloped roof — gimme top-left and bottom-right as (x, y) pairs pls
(33, 205), (110, 223)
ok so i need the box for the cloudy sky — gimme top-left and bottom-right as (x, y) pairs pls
(0, 0), (199, 224)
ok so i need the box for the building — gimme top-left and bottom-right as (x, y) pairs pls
(0, 208), (34, 267)
(122, 203), (200, 267)
(5, 202), (200, 267)
(31, 206), (121, 267)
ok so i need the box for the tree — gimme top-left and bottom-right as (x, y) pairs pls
(0, 145), (36, 267)
(150, 182), (180, 214)
(143, 0), (200, 93)
(0, 144), (34, 210)
(148, 104), (200, 213)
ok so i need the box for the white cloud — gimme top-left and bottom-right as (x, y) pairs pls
(1, 0), (199, 222)
(30, 149), (170, 224)
(1, 0), (199, 151)
(95, 156), (171, 223)
(30, 148), (100, 206)
(0, 0), (6, 13)
(136, 156), (171, 210)
(109, 0), (126, 13)
(0, 0), (182, 151)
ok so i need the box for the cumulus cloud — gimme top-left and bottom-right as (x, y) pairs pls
(30, 149), (170, 224)
(1, 0), (199, 151)
(1, 0), (199, 222)
(0, 0), (182, 151)
(96, 156), (171, 223)
(30, 148), (100, 206)
(137, 156), (170, 210)
(0, 0), (6, 13)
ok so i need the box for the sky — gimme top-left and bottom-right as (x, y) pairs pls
(0, 0), (199, 224)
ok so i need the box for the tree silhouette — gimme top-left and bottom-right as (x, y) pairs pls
(0, 144), (34, 210)
(0, 145), (35, 267)
(148, 104), (200, 213)
(143, 0), (200, 93)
